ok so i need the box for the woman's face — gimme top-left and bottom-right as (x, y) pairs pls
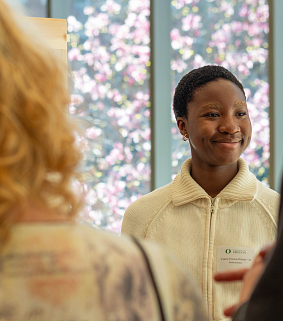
(177, 79), (252, 167)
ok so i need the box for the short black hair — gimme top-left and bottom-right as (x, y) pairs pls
(173, 65), (246, 119)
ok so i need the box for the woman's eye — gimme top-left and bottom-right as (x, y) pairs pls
(237, 111), (247, 116)
(205, 113), (219, 117)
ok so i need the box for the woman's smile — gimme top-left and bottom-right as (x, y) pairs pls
(213, 139), (242, 149)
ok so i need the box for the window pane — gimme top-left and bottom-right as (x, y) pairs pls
(68, 0), (151, 233)
(171, 0), (269, 185)
(14, 0), (47, 17)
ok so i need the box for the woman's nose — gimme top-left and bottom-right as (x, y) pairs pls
(218, 117), (240, 134)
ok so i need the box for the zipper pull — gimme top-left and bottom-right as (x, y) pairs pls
(211, 198), (215, 214)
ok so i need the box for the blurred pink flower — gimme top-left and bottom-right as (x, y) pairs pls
(182, 14), (202, 31)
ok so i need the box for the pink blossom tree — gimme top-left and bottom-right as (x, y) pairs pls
(68, 0), (151, 232)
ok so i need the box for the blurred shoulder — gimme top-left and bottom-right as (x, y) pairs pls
(72, 226), (164, 319)
(83, 229), (209, 321)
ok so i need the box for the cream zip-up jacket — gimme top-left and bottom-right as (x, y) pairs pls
(122, 158), (280, 321)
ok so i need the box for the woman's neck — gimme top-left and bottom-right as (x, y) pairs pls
(7, 200), (71, 223)
(190, 160), (239, 198)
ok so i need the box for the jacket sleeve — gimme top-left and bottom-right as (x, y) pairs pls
(233, 177), (283, 321)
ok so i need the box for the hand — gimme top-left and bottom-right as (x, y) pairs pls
(214, 242), (275, 317)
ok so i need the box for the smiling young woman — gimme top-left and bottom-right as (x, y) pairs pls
(122, 65), (280, 321)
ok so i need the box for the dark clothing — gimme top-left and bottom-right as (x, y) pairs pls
(233, 179), (283, 321)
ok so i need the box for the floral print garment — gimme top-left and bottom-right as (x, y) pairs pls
(0, 223), (209, 321)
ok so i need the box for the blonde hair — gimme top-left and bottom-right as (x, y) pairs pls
(0, 1), (83, 242)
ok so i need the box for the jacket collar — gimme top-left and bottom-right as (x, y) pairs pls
(172, 158), (257, 207)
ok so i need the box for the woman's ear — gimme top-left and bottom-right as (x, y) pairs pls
(176, 117), (187, 136)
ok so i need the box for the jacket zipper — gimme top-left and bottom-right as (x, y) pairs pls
(211, 198), (215, 215)
(209, 198), (215, 234)
(207, 198), (215, 317)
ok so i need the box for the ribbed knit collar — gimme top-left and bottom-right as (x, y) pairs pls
(172, 158), (257, 207)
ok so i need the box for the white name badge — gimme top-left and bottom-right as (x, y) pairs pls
(217, 246), (255, 272)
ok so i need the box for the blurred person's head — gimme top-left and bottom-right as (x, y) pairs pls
(0, 0), (82, 243)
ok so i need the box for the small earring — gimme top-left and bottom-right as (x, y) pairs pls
(182, 134), (189, 141)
